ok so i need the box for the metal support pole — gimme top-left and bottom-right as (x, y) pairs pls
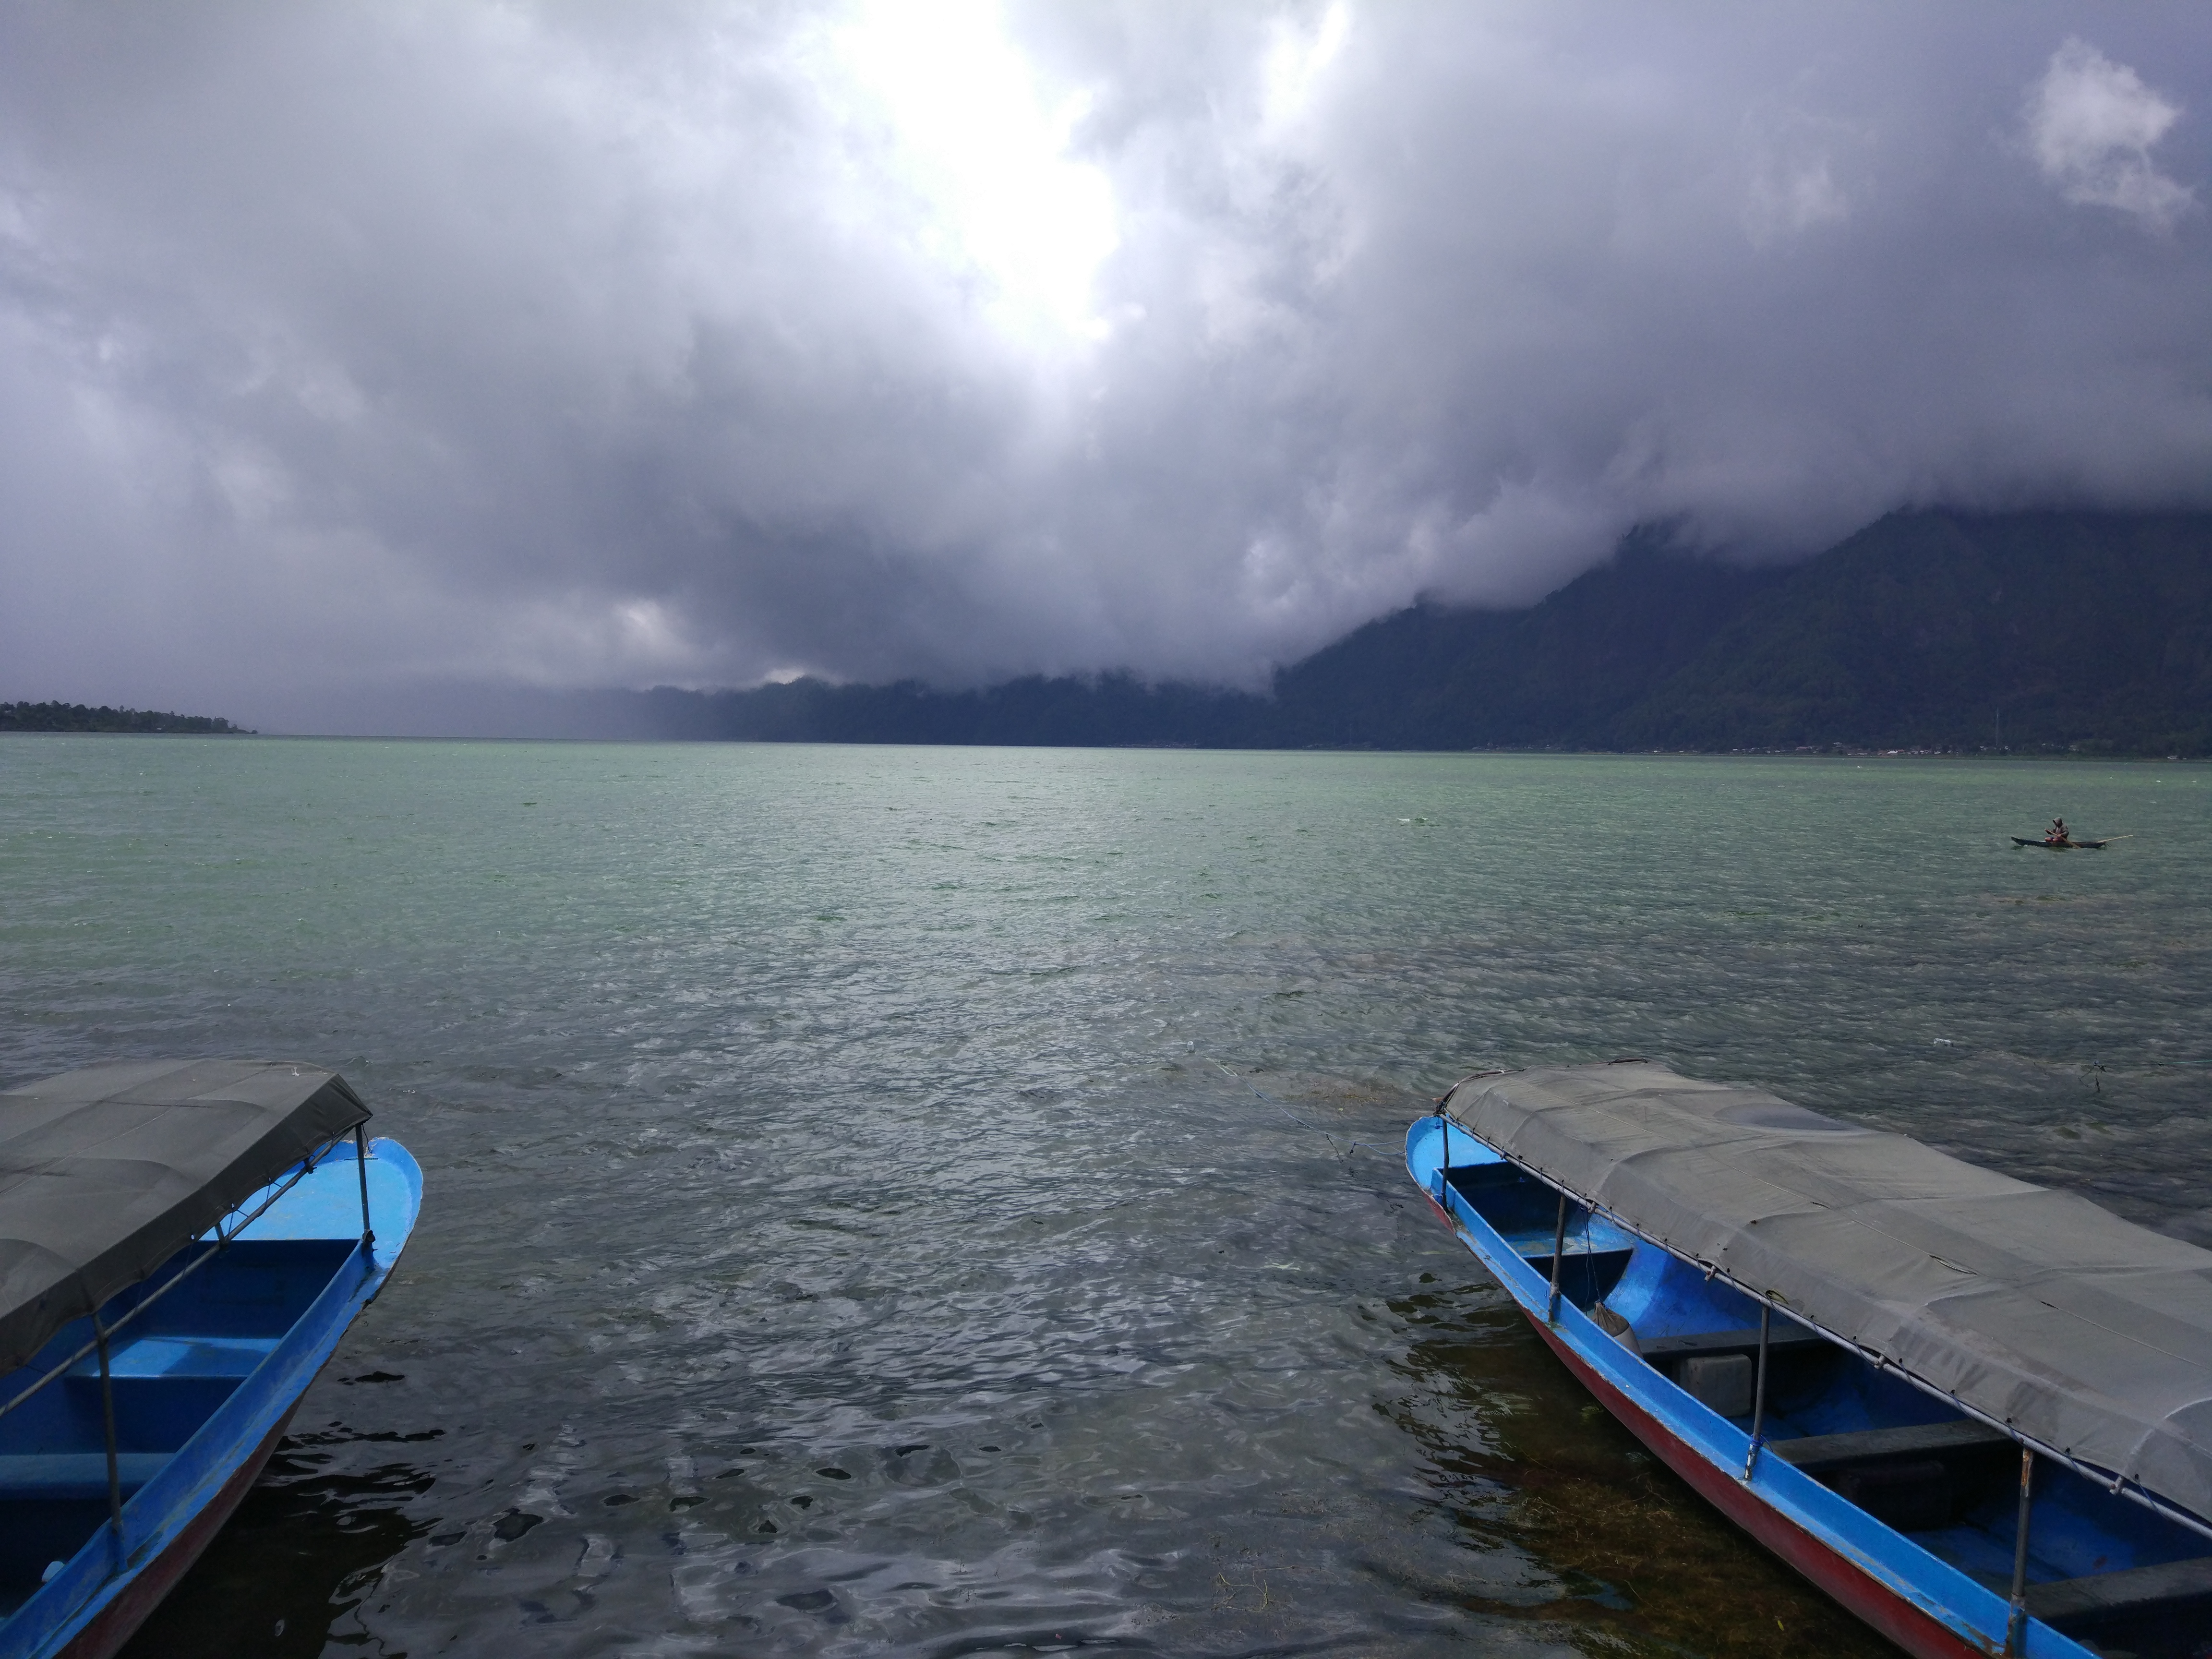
(354, 1125), (375, 1257)
(1742, 1304), (1771, 1478)
(2007, 1445), (2034, 1655)
(95, 1317), (123, 1554)
(1547, 1191), (1568, 1323)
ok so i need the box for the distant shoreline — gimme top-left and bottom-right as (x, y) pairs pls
(8, 730), (2192, 761)
(0, 701), (252, 735)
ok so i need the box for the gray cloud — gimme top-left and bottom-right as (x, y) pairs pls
(1, 2), (2208, 728)
(2027, 38), (2194, 230)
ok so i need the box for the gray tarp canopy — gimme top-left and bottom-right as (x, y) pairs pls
(1444, 1060), (2212, 1526)
(0, 1059), (368, 1375)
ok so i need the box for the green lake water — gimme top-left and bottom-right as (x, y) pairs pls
(2, 737), (2208, 1658)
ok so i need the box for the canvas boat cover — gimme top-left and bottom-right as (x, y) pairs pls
(0, 1060), (368, 1375)
(1444, 1060), (2212, 1524)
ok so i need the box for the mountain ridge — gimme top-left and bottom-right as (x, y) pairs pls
(627, 510), (2211, 755)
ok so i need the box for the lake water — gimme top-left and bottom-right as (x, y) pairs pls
(3, 737), (2208, 1659)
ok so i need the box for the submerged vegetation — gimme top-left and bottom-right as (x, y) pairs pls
(1388, 1289), (1899, 1659)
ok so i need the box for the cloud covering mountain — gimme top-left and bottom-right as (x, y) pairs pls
(1, 2), (2207, 730)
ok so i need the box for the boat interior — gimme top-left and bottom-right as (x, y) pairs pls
(1441, 1155), (2212, 1659)
(0, 1238), (355, 1616)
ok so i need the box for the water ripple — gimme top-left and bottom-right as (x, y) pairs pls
(2, 739), (2204, 1655)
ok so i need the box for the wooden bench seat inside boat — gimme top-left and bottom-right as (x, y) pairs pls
(1772, 1418), (2011, 1472)
(0, 1453), (170, 1501)
(48, 1335), (282, 1452)
(2026, 1554), (2212, 1624)
(1639, 1325), (1829, 1364)
(64, 1334), (279, 1382)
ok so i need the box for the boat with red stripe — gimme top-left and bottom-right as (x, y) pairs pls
(1408, 1060), (2212, 1659)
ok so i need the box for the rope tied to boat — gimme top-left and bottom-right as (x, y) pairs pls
(1209, 1060), (1387, 1161)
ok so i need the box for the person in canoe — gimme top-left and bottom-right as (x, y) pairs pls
(2044, 817), (2070, 846)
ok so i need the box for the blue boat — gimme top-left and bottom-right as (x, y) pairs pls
(1408, 1061), (2212, 1659)
(0, 1060), (421, 1659)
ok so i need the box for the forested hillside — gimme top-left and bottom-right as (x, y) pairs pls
(624, 511), (2212, 754)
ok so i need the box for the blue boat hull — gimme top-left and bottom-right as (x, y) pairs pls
(45, 1410), (298, 1659)
(0, 1136), (422, 1659)
(1510, 1270), (2001, 1658)
(1404, 1116), (2188, 1659)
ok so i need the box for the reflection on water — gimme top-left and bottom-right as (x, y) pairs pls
(119, 1411), (435, 1658)
(7, 740), (2208, 1655)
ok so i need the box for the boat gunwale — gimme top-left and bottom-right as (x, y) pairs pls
(1523, 1296), (2000, 1659)
(1425, 1102), (2212, 1551)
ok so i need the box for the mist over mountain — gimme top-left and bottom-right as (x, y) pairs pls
(617, 512), (2212, 755)
(2, 7), (2210, 730)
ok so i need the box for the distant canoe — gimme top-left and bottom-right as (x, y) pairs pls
(2011, 837), (2106, 850)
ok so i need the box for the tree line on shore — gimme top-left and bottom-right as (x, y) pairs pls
(0, 702), (247, 734)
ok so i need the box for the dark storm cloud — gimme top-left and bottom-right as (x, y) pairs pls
(1, 2), (2207, 725)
